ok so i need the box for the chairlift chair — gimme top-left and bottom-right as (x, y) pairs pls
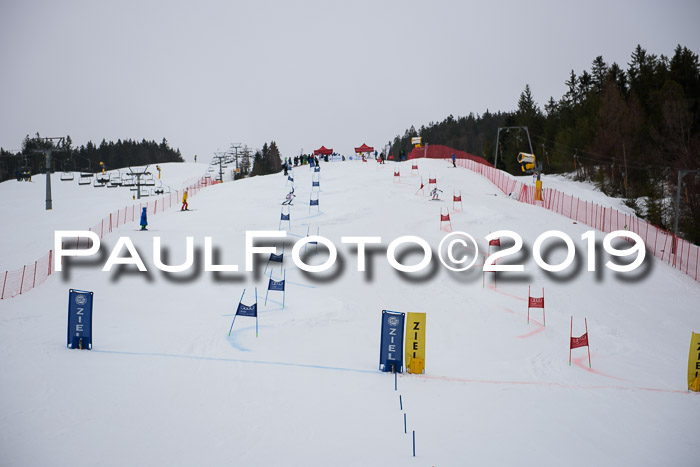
(60, 160), (75, 181)
(78, 173), (92, 185)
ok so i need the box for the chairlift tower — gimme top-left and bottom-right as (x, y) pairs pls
(673, 169), (700, 254)
(128, 165), (151, 200)
(33, 136), (67, 210)
(493, 126), (538, 176)
(212, 151), (227, 183)
(228, 143), (242, 174)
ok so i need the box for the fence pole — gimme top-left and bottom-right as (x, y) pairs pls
(1, 271), (7, 299)
(19, 265), (26, 295)
(33, 260), (37, 287)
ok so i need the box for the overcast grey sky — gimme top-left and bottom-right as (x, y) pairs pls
(1, 0), (699, 160)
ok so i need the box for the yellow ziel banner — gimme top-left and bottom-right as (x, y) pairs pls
(405, 312), (426, 374)
(688, 332), (700, 391)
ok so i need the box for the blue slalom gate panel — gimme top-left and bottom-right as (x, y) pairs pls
(310, 199), (319, 206)
(268, 278), (285, 291)
(281, 212), (290, 220)
(269, 253), (283, 263)
(229, 288), (259, 337)
(67, 289), (94, 350)
(379, 310), (405, 372)
(236, 302), (257, 317)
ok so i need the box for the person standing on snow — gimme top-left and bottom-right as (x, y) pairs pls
(452, 153), (456, 167)
(140, 207), (148, 231)
(181, 190), (189, 211)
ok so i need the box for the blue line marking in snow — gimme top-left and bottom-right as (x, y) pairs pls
(92, 349), (377, 375)
(285, 280), (316, 289)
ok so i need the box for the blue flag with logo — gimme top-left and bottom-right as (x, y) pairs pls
(67, 289), (94, 349)
(236, 301), (257, 317)
(379, 310), (405, 372)
(268, 278), (285, 291)
(229, 288), (258, 337)
(265, 269), (286, 308)
(269, 253), (283, 263)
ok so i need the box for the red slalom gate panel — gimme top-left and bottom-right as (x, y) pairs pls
(440, 208), (453, 231)
(527, 286), (545, 326)
(570, 317), (592, 368)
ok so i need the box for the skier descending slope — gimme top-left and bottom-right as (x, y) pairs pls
(181, 190), (189, 211)
(282, 187), (295, 206)
(139, 207), (148, 231)
(430, 187), (443, 200)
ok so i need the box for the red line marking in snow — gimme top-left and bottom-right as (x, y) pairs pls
(414, 374), (695, 395)
(517, 326), (546, 339)
(501, 307), (545, 338)
(572, 355), (627, 381)
(487, 284), (527, 302)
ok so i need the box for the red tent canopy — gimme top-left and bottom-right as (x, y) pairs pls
(354, 143), (374, 153)
(313, 146), (333, 155)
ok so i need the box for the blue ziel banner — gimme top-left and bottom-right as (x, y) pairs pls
(67, 289), (94, 350)
(379, 310), (405, 373)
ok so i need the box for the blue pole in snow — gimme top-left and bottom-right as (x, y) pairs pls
(412, 431), (415, 457)
(228, 289), (246, 336)
(264, 245), (273, 274)
(399, 395), (402, 410)
(394, 371), (397, 390)
(404, 413), (407, 434)
(282, 269), (286, 309)
(264, 270), (271, 305)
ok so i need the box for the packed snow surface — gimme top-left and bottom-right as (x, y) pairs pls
(1, 159), (698, 466)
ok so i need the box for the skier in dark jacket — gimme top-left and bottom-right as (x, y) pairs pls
(452, 153), (456, 167)
(140, 207), (148, 231)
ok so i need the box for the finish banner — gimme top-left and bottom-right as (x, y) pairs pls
(67, 289), (93, 350)
(405, 312), (426, 374)
(379, 310), (405, 373)
(688, 332), (700, 391)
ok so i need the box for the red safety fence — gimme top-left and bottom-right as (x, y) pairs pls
(445, 155), (699, 283)
(1, 176), (218, 300)
(407, 144), (494, 167)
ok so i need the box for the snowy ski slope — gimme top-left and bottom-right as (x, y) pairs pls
(1, 159), (698, 467)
